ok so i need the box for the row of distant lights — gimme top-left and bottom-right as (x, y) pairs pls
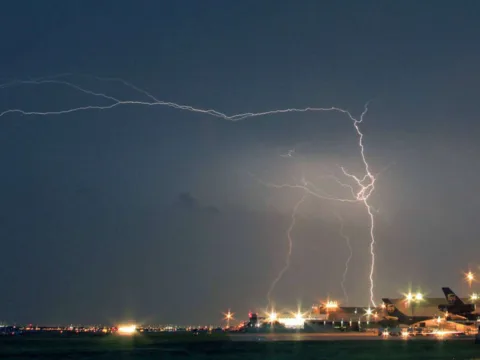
(173, 272), (480, 333)
(219, 271), (480, 328)
(400, 270), (480, 304)
(382, 329), (452, 338)
(117, 270), (480, 335)
(403, 292), (479, 303)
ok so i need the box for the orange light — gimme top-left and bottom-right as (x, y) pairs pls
(466, 271), (475, 282)
(325, 301), (338, 309)
(117, 325), (136, 335)
(224, 310), (234, 320)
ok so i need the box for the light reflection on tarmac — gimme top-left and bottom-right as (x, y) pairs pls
(229, 333), (475, 341)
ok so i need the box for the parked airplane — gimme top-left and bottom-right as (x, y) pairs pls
(439, 287), (479, 322)
(380, 298), (434, 326)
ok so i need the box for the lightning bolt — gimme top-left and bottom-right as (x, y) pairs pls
(335, 211), (353, 306)
(280, 148), (295, 158)
(266, 192), (307, 309)
(0, 75), (363, 122)
(340, 102), (377, 307)
(0, 74), (378, 306)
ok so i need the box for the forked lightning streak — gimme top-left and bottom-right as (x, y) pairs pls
(0, 74), (378, 306)
(267, 192), (308, 308)
(335, 211), (353, 305)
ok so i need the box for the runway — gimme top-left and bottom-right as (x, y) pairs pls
(229, 332), (475, 342)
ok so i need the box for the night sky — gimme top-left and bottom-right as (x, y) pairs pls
(1, 1), (480, 325)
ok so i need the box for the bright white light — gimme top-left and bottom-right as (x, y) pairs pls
(278, 317), (304, 328)
(295, 312), (304, 321)
(415, 293), (423, 301)
(117, 325), (136, 335)
(406, 293), (413, 301)
(471, 293), (479, 301)
(224, 310), (234, 320)
(268, 312), (277, 322)
(365, 307), (373, 316)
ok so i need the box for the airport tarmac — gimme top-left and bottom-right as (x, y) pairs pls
(229, 332), (475, 341)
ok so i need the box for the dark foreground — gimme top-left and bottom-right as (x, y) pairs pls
(1, 333), (480, 359)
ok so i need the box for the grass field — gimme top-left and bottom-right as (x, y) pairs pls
(1, 333), (480, 359)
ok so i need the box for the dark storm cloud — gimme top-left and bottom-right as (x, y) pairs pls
(175, 192), (220, 214)
(204, 205), (221, 215)
(176, 192), (198, 209)
(0, 0), (480, 325)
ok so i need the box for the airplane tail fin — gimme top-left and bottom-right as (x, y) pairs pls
(442, 287), (464, 305)
(382, 298), (408, 320)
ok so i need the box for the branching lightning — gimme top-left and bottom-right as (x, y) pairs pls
(0, 74), (378, 306)
(266, 192), (307, 309)
(280, 149), (295, 158)
(340, 103), (377, 307)
(335, 211), (353, 306)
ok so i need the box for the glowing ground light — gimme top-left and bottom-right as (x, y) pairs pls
(268, 312), (278, 323)
(325, 301), (339, 309)
(279, 312), (305, 327)
(117, 325), (136, 335)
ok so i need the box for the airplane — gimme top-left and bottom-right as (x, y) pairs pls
(380, 298), (434, 327)
(439, 287), (479, 322)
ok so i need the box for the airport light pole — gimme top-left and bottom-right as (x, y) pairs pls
(364, 307), (373, 326)
(405, 292), (423, 318)
(405, 293), (414, 317)
(413, 293), (423, 318)
(224, 310), (233, 328)
(466, 271), (475, 290)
